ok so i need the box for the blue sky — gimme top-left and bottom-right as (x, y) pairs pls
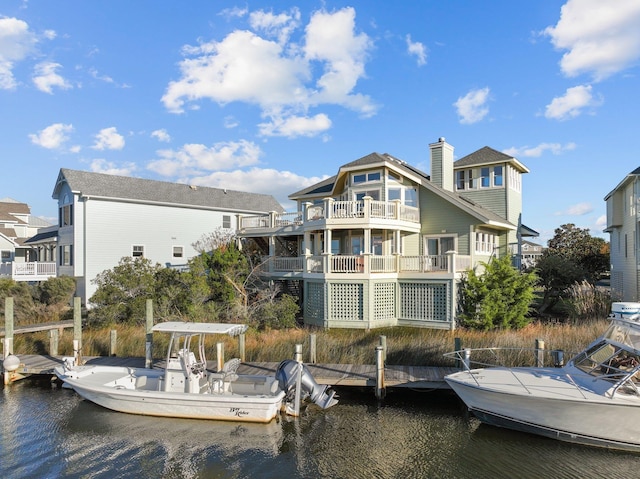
(1, 1), (639, 244)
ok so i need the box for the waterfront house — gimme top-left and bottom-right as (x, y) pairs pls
(605, 167), (640, 300)
(51, 169), (283, 306)
(237, 138), (536, 330)
(0, 198), (56, 282)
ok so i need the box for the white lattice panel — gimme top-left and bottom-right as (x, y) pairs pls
(373, 282), (396, 321)
(329, 283), (364, 321)
(306, 282), (325, 320)
(399, 282), (448, 321)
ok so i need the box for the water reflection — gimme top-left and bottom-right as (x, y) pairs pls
(2, 381), (640, 479)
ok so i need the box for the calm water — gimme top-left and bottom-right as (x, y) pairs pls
(1, 380), (639, 479)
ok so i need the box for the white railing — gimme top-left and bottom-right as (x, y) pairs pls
(274, 212), (303, 227)
(0, 261), (57, 280)
(331, 201), (362, 218)
(240, 215), (270, 229)
(255, 254), (472, 275)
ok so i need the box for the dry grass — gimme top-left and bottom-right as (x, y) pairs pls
(10, 319), (609, 367)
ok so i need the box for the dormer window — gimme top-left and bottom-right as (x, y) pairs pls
(494, 166), (503, 186)
(480, 168), (490, 188)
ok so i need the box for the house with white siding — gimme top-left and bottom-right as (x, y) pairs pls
(605, 167), (640, 301)
(0, 198), (56, 281)
(52, 169), (283, 306)
(237, 138), (537, 330)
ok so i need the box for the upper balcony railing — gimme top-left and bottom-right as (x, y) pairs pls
(0, 261), (57, 281)
(240, 196), (420, 231)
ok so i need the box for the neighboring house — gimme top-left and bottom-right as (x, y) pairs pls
(604, 167), (640, 301)
(0, 198), (56, 281)
(237, 138), (537, 330)
(511, 239), (544, 269)
(52, 168), (284, 306)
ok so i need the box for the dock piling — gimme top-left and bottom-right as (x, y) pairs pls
(375, 345), (385, 399)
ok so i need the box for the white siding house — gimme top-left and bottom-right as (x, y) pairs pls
(605, 167), (640, 301)
(52, 169), (283, 306)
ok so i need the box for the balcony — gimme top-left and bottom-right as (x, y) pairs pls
(239, 197), (420, 233)
(0, 262), (57, 281)
(257, 253), (471, 276)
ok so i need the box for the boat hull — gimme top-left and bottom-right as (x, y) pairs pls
(446, 368), (640, 452)
(57, 365), (285, 423)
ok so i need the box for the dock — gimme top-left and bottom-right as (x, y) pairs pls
(6, 354), (457, 390)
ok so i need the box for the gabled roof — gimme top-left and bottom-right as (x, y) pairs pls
(24, 228), (58, 244)
(0, 201), (30, 224)
(455, 146), (529, 173)
(53, 169), (284, 214)
(604, 167), (640, 200)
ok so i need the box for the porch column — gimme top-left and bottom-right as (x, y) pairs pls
(363, 196), (372, 220)
(392, 199), (401, 220)
(325, 198), (334, 219)
(303, 231), (311, 273)
(363, 229), (371, 274)
(323, 229), (332, 273)
(268, 237), (275, 273)
(303, 202), (312, 223)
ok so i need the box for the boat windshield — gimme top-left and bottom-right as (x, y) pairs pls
(574, 340), (640, 383)
(602, 319), (640, 350)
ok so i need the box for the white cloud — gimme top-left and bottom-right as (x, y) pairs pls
(544, 0), (640, 81)
(454, 87), (490, 124)
(32, 61), (72, 93)
(249, 8), (301, 45)
(224, 116), (239, 129)
(0, 17), (38, 89)
(92, 127), (125, 150)
(258, 113), (331, 138)
(28, 123), (73, 149)
(406, 34), (427, 66)
(147, 139), (262, 177)
(162, 7), (375, 137)
(186, 167), (327, 208)
(89, 159), (137, 176)
(544, 84), (602, 120)
(503, 142), (577, 158)
(555, 202), (593, 216)
(151, 129), (171, 142)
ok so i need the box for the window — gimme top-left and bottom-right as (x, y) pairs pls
(494, 166), (503, 186)
(388, 171), (401, 182)
(132, 245), (144, 257)
(59, 204), (73, 227)
(456, 171), (466, 190)
(1, 250), (10, 261)
(59, 244), (73, 266)
(173, 246), (184, 258)
(351, 237), (363, 255)
(331, 239), (340, 255)
(480, 167), (490, 188)
(355, 190), (380, 201)
(475, 232), (497, 254)
(222, 215), (231, 229)
(371, 235), (383, 255)
(352, 171), (381, 184)
(388, 188), (401, 201)
(405, 188), (418, 207)
(425, 236), (456, 255)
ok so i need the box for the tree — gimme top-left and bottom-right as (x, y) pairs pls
(546, 224), (609, 283)
(459, 255), (537, 330)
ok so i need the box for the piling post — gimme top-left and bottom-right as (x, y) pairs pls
(536, 339), (545, 368)
(4, 297), (14, 358)
(217, 342), (224, 372)
(49, 329), (59, 356)
(309, 333), (317, 364)
(293, 343), (303, 417)
(239, 333), (246, 362)
(379, 335), (387, 362)
(454, 337), (462, 368)
(463, 348), (471, 370)
(375, 345), (386, 400)
(145, 299), (153, 368)
(3, 297), (14, 385)
(73, 297), (82, 365)
(110, 330), (117, 356)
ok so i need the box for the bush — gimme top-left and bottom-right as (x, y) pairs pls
(37, 276), (76, 305)
(254, 294), (300, 330)
(459, 255), (537, 330)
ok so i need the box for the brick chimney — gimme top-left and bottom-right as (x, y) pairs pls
(429, 137), (455, 191)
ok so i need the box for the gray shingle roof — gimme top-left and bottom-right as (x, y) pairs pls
(53, 169), (284, 214)
(455, 146), (529, 173)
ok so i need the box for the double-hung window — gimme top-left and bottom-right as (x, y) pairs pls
(132, 245), (144, 257)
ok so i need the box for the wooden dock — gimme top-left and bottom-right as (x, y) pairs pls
(5, 354), (457, 390)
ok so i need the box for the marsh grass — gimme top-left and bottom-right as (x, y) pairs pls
(11, 319), (609, 368)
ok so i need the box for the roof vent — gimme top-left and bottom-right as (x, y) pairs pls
(189, 185), (197, 190)
(438, 137), (445, 142)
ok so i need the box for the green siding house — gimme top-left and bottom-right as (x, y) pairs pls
(238, 138), (536, 329)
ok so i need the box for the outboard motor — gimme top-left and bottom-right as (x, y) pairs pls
(275, 360), (338, 410)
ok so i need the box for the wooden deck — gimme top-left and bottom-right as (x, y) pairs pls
(5, 354), (457, 390)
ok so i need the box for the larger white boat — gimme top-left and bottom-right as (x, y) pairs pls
(55, 322), (338, 423)
(445, 302), (640, 452)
